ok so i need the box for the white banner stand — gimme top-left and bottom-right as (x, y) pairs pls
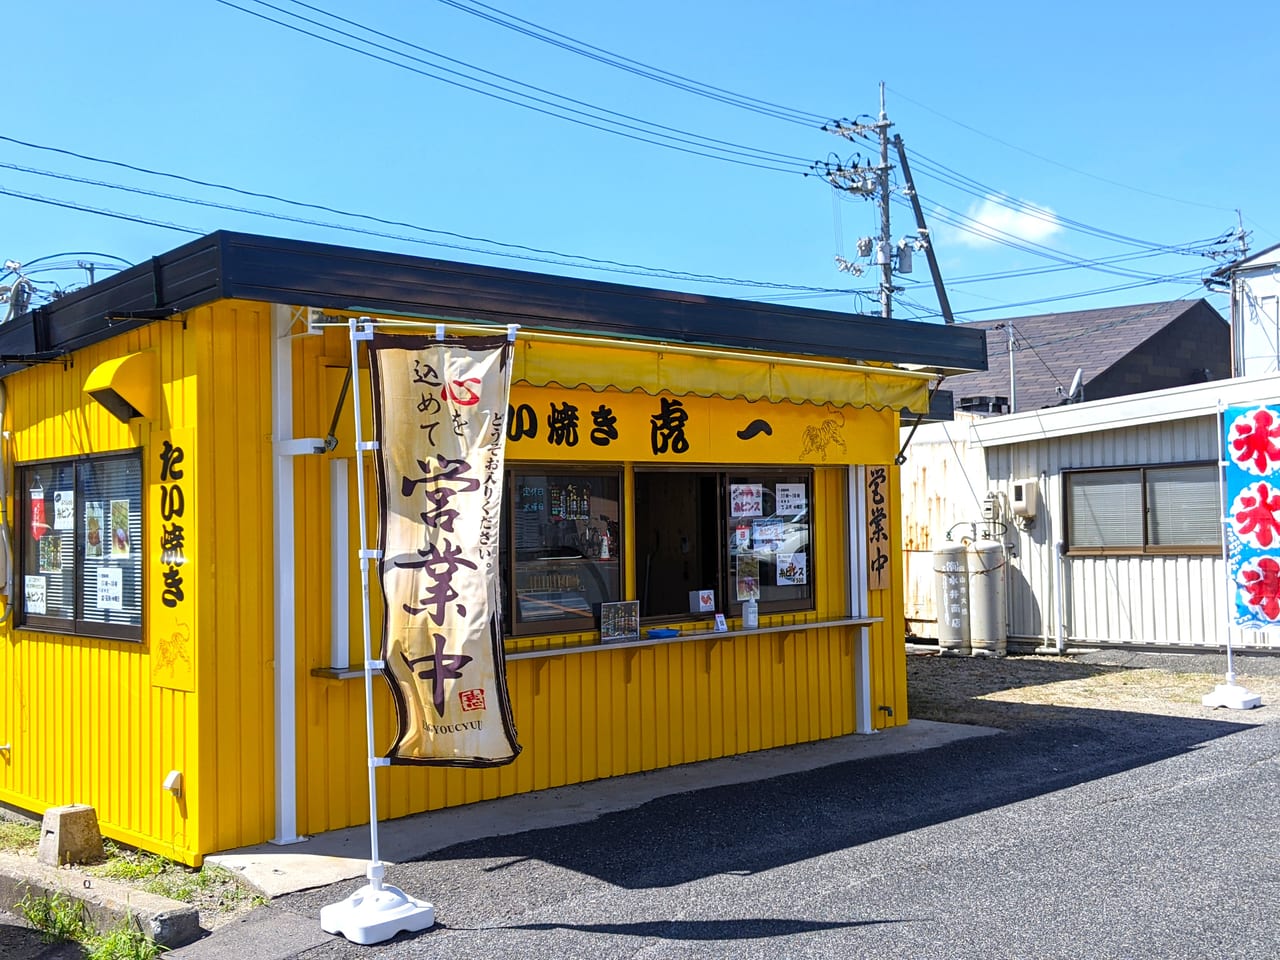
(1205, 400), (1263, 711)
(321, 318), (435, 944)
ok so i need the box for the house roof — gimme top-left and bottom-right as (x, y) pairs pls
(939, 299), (1224, 414)
(0, 230), (987, 379)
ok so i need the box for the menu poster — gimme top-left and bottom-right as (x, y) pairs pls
(776, 483), (807, 515)
(730, 483), (763, 518)
(736, 555), (760, 601)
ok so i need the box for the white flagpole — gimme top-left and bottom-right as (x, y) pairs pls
(1204, 400), (1262, 710)
(320, 318), (436, 944)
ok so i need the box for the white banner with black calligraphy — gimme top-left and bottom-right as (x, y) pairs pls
(370, 333), (521, 766)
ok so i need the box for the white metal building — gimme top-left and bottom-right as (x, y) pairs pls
(902, 373), (1280, 652)
(1220, 242), (1280, 378)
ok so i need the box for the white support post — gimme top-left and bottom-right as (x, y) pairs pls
(1205, 400), (1262, 710)
(321, 318), (435, 945)
(329, 458), (350, 670)
(270, 304), (306, 847)
(848, 466), (874, 734)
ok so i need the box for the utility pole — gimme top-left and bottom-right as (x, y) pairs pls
(875, 84), (893, 319)
(996, 322), (1016, 413)
(817, 84), (953, 323)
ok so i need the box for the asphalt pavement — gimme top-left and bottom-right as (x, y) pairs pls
(169, 661), (1278, 960)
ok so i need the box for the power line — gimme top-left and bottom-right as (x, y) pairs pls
(0, 158), (856, 296)
(212, 0), (813, 175)
(885, 85), (1235, 213)
(428, 0), (829, 127)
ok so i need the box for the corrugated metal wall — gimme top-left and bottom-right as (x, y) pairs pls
(900, 415), (990, 638)
(2, 321), (184, 862)
(191, 301), (277, 857)
(0, 301), (278, 864)
(287, 327), (907, 839)
(983, 417), (1278, 650)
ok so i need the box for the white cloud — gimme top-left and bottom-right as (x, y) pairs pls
(952, 194), (1063, 248)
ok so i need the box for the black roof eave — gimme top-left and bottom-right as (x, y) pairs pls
(0, 231), (988, 377)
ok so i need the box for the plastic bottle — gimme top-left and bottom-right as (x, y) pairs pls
(742, 598), (759, 629)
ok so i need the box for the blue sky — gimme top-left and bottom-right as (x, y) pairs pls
(3, 0), (1277, 324)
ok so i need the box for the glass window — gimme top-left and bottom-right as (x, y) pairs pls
(505, 469), (622, 635)
(1066, 463), (1220, 555)
(17, 452), (144, 640)
(635, 469), (814, 620)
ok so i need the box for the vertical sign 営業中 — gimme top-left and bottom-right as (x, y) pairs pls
(370, 333), (521, 767)
(866, 464), (890, 591)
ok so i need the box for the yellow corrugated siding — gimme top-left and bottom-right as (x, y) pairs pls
(0, 321), (209, 862)
(193, 301), (276, 857)
(277, 325), (907, 841)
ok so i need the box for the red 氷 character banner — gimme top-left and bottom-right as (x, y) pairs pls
(369, 332), (521, 766)
(1224, 403), (1280, 629)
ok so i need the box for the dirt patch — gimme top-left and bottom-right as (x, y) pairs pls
(906, 653), (1279, 730)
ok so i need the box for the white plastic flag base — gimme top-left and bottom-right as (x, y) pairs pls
(320, 882), (435, 945)
(1202, 683), (1262, 710)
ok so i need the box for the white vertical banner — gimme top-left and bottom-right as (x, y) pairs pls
(369, 332), (520, 766)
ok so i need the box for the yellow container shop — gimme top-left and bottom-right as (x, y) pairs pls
(0, 232), (985, 864)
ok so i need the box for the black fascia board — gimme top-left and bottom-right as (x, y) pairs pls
(218, 232), (987, 372)
(0, 230), (988, 377)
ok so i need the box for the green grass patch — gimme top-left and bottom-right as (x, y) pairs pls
(86, 918), (166, 960)
(18, 889), (91, 943)
(0, 818), (41, 853)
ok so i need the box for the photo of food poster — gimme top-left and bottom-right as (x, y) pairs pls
(777, 551), (807, 586)
(38, 535), (62, 573)
(24, 575), (46, 615)
(730, 483), (763, 518)
(97, 566), (124, 611)
(733, 524), (751, 550)
(752, 519), (784, 552)
(1224, 403), (1280, 628)
(53, 490), (74, 531)
(736, 555), (760, 600)
(110, 500), (131, 558)
(85, 502), (105, 559)
(776, 483), (807, 516)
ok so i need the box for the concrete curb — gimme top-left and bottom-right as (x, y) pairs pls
(0, 852), (201, 949)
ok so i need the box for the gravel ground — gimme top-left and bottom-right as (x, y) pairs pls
(906, 648), (1279, 728)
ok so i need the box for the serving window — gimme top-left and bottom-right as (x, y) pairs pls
(503, 466), (815, 639)
(504, 468), (623, 636)
(635, 469), (813, 621)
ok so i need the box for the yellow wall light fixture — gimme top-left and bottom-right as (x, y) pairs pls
(83, 351), (157, 423)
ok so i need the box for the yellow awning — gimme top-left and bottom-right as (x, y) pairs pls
(83, 351), (157, 423)
(512, 334), (933, 413)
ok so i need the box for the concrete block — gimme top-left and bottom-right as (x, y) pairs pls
(0, 852), (201, 948)
(37, 804), (104, 866)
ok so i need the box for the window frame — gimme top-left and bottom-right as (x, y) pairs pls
(632, 466), (817, 623)
(1064, 461), (1221, 557)
(503, 464), (625, 638)
(15, 450), (145, 641)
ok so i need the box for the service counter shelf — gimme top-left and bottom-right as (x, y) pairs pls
(504, 616), (881, 660)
